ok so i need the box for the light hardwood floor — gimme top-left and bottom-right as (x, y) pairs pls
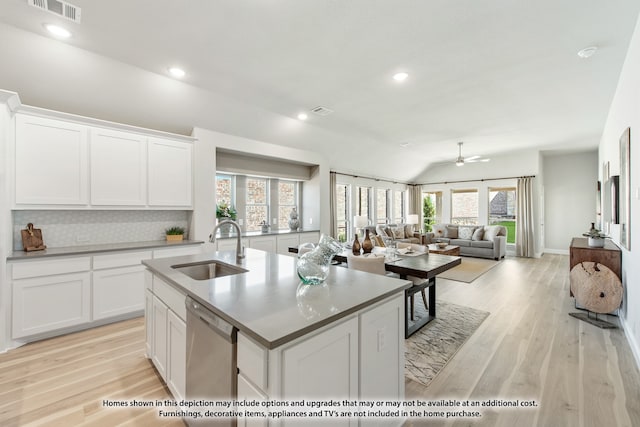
(1, 254), (638, 426)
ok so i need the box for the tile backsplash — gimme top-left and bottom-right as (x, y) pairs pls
(13, 210), (190, 250)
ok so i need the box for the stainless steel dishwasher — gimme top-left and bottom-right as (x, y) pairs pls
(185, 296), (237, 426)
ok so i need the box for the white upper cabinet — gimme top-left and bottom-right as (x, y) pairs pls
(90, 128), (147, 206)
(148, 137), (193, 207)
(13, 110), (194, 209)
(15, 114), (88, 205)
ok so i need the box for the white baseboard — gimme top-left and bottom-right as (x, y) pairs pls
(620, 315), (640, 373)
(543, 248), (569, 255)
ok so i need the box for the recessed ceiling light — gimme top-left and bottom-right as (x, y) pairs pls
(168, 67), (186, 78)
(399, 142), (410, 148)
(393, 72), (409, 82)
(44, 24), (71, 39)
(577, 46), (598, 59)
(297, 113), (308, 121)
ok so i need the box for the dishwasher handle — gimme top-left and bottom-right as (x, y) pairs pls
(186, 296), (237, 343)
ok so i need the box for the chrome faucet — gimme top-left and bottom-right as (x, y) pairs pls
(210, 219), (245, 260)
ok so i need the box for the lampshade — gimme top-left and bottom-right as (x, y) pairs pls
(353, 215), (369, 228)
(406, 214), (419, 225)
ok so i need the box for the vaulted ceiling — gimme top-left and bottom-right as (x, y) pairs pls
(1, 0), (639, 182)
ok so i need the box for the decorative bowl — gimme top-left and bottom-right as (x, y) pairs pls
(437, 242), (448, 249)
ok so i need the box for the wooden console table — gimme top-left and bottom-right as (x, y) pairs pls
(569, 237), (621, 296)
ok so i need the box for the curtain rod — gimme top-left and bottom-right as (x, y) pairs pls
(420, 175), (536, 186)
(331, 171), (415, 186)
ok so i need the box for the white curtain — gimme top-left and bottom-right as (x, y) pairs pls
(329, 172), (337, 238)
(516, 177), (535, 257)
(408, 185), (423, 231)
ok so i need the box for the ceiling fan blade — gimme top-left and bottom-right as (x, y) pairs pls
(466, 157), (491, 163)
(465, 155), (481, 161)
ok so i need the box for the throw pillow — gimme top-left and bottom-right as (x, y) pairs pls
(472, 227), (484, 241)
(404, 225), (415, 238)
(384, 226), (395, 237)
(483, 225), (500, 241)
(432, 224), (446, 238)
(392, 227), (405, 239)
(444, 226), (458, 239)
(374, 235), (385, 247)
(458, 226), (475, 240)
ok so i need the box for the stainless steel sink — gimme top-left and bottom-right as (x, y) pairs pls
(171, 260), (248, 280)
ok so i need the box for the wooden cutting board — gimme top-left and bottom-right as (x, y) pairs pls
(21, 223), (47, 252)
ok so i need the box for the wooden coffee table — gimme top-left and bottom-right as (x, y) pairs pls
(428, 244), (460, 256)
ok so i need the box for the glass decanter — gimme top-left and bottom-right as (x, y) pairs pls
(296, 234), (343, 285)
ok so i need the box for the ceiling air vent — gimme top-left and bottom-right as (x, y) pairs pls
(310, 106), (334, 116)
(28, 0), (81, 23)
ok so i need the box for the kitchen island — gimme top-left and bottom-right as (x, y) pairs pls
(143, 248), (412, 426)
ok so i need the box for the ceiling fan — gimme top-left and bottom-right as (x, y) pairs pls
(454, 141), (490, 166)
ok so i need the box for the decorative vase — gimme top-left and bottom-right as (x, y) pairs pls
(352, 234), (361, 255)
(588, 237), (605, 248)
(296, 234), (343, 285)
(217, 219), (233, 237)
(362, 230), (373, 254)
(288, 207), (300, 231)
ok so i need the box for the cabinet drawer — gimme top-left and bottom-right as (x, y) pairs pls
(153, 245), (202, 259)
(238, 332), (268, 391)
(93, 250), (152, 270)
(153, 277), (186, 321)
(11, 256), (91, 280)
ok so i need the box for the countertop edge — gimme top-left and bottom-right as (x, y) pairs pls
(7, 240), (204, 261)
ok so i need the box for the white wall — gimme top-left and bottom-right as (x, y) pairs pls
(599, 12), (640, 369)
(191, 127), (329, 244)
(542, 151), (598, 253)
(0, 91), (18, 352)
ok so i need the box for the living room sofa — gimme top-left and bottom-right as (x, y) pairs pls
(363, 224), (422, 245)
(424, 224), (507, 260)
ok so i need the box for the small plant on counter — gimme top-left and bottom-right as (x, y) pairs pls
(216, 203), (237, 221)
(165, 226), (185, 241)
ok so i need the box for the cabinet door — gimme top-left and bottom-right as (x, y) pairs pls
(148, 138), (192, 207)
(92, 265), (146, 320)
(277, 234), (299, 255)
(90, 128), (147, 205)
(145, 289), (153, 358)
(12, 272), (91, 338)
(248, 236), (276, 252)
(167, 310), (186, 401)
(237, 374), (268, 427)
(15, 114), (88, 205)
(299, 232), (320, 245)
(281, 317), (358, 408)
(359, 295), (404, 401)
(152, 295), (168, 380)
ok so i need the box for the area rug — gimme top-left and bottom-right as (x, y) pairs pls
(436, 257), (499, 283)
(405, 300), (489, 387)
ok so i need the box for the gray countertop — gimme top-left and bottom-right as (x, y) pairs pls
(7, 240), (204, 261)
(143, 248), (411, 349)
(214, 228), (320, 239)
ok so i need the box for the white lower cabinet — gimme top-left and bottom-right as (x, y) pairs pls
(237, 374), (268, 427)
(152, 295), (169, 380)
(276, 234), (300, 255)
(167, 310), (187, 401)
(146, 275), (187, 400)
(12, 271), (91, 338)
(248, 236), (276, 252)
(92, 265), (146, 320)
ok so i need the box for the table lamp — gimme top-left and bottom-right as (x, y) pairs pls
(406, 214), (419, 233)
(353, 215), (369, 238)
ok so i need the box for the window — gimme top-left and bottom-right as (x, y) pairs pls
(489, 187), (516, 244)
(356, 186), (371, 218)
(336, 184), (350, 242)
(451, 189), (479, 225)
(246, 177), (268, 231)
(375, 188), (389, 224)
(216, 174), (234, 206)
(278, 181), (298, 229)
(423, 191), (442, 231)
(393, 190), (405, 223)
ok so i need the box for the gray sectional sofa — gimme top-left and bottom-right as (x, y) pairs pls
(424, 224), (507, 260)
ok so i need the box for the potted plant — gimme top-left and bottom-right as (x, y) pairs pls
(165, 226), (185, 242)
(216, 203), (237, 237)
(583, 223), (606, 247)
